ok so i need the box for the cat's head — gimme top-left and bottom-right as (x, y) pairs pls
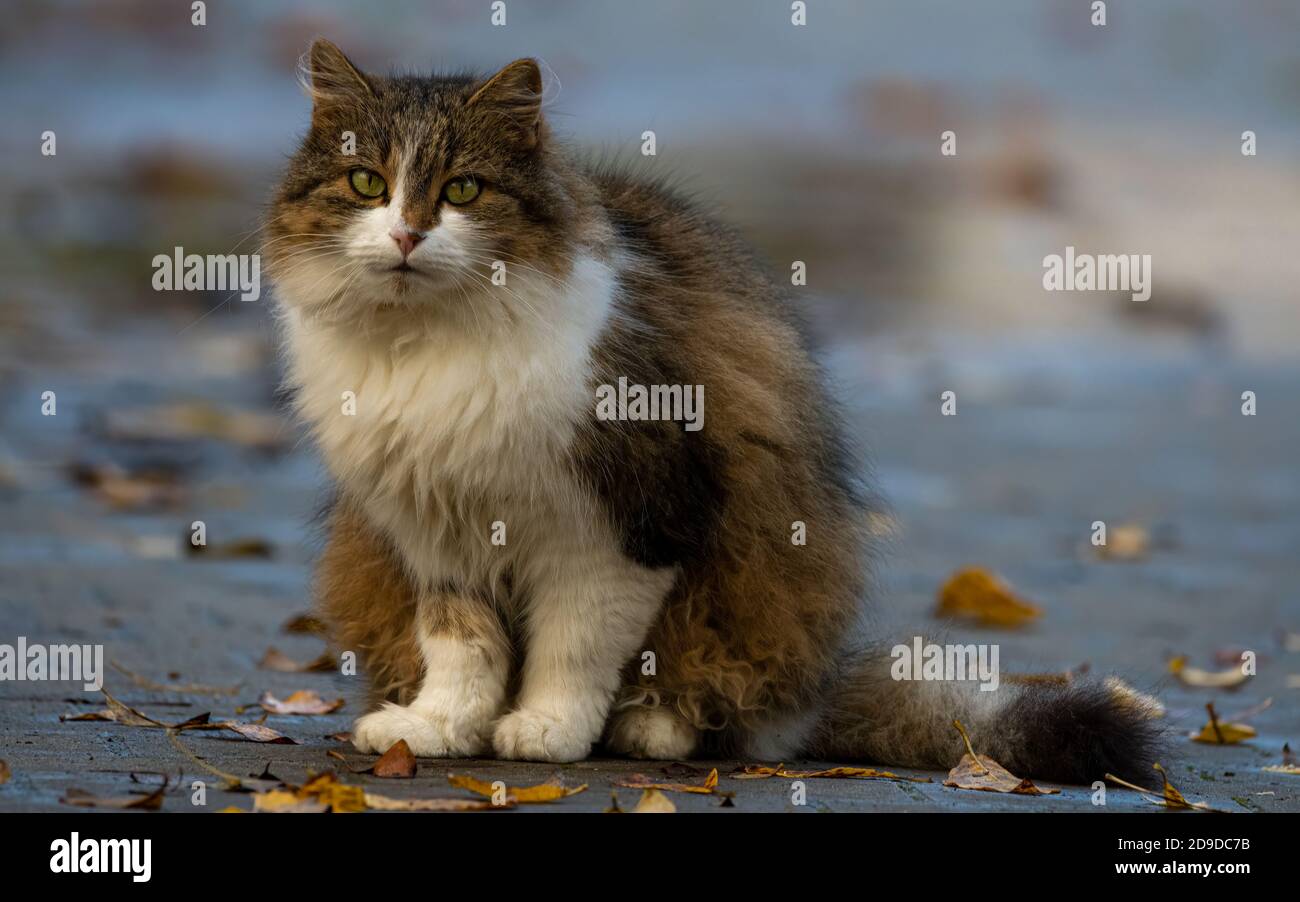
(266, 40), (584, 327)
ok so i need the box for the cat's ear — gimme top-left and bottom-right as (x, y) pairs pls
(301, 39), (374, 117)
(467, 59), (544, 149)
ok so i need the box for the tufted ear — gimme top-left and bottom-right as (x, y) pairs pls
(301, 39), (374, 121)
(467, 58), (544, 149)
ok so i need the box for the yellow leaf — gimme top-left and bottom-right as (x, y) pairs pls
(1169, 656), (1249, 690)
(1190, 703), (1255, 744)
(448, 773), (586, 804)
(942, 720), (1059, 795)
(935, 568), (1042, 627)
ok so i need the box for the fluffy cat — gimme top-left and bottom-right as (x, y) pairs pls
(265, 40), (1161, 780)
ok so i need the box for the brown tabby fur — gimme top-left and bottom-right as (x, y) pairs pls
(284, 41), (1162, 782)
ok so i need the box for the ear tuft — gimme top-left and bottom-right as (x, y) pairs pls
(468, 59), (544, 148)
(299, 38), (373, 107)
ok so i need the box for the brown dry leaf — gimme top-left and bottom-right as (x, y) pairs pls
(943, 720), (1059, 795)
(1191, 703), (1256, 745)
(633, 788), (676, 813)
(258, 647), (337, 673)
(218, 721), (298, 744)
(935, 567), (1042, 627)
(1169, 656), (1250, 690)
(1095, 523), (1150, 560)
(1105, 765), (1222, 812)
(732, 764), (931, 783)
(372, 739), (418, 778)
(258, 690), (344, 715)
(177, 716), (298, 744)
(61, 774), (169, 811)
(448, 773), (586, 804)
(325, 731), (352, 743)
(102, 401), (286, 450)
(614, 767), (734, 796)
(0, 760), (10, 785)
(364, 793), (504, 812)
(111, 661), (239, 696)
(604, 791), (625, 813)
(60, 689), (168, 727)
(282, 612), (328, 636)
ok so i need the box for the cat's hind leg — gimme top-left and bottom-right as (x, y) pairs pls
(605, 701), (699, 760)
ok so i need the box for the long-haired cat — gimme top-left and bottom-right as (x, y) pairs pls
(265, 40), (1160, 781)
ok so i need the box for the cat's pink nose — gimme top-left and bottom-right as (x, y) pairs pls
(389, 226), (425, 258)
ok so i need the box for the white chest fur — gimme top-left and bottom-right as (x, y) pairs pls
(279, 254), (619, 594)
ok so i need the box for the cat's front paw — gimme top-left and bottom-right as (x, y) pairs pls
(352, 703), (486, 757)
(493, 708), (592, 762)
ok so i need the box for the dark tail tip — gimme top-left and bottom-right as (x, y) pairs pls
(1000, 680), (1167, 785)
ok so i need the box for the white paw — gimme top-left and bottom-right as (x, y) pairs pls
(607, 705), (699, 759)
(493, 708), (592, 762)
(352, 703), (487, 757)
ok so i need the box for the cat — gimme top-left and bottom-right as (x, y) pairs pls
(265, 39), (1161, 781)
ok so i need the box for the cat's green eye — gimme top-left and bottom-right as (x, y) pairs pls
(349, 169), (387, 198)
(442, 175), (480, 205)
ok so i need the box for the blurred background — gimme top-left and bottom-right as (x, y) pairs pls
(1, 1), (1298, 802)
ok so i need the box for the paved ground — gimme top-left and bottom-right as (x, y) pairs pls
(1, 311), (1297, 813)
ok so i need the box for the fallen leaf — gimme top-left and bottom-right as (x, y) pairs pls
(604, 791), (625, 813)
(448, 773), (586, 804)
(1106, 764), (1222, 812)
(325, 732), (352, 743)
(935, 567), (1042, 627)
(217, 721), (298, 744)
(633, 788), (676, 813)
(364, 793), (504, 812)
(1169, 656), (1250, 690)
(0, 760), (10, 784)
(372, 739), (417, 778)
(301, 773), (366, 813)
(614, 768), (728, 795)
(61, 774), (169, 810)
(282, 613), (328, 636)
(258, 647), (337, 673)
(258, 690), (344, 716)
(252, 772), (364, 813)
(943, 720), (1059, 795)
(1191, 702), (1255, 745)
(732, 764), (931, 783)
(60, 689), (168, 727)
(1262, 764), (1300, 775)
(1095, 523), (1149, 561)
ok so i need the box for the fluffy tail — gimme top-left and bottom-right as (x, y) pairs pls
(804, 648), (1165, 784)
